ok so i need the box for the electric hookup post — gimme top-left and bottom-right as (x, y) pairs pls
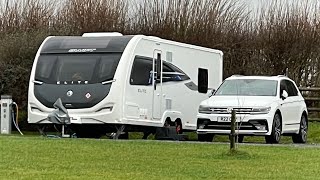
(0, 95), (13, 134)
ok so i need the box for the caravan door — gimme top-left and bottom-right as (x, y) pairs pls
(152, 50), (162, 120)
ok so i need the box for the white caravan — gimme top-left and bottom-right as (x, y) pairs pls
(28, 32), (223, 138)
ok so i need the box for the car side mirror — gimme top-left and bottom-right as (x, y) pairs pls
(281, 90), (288, 100)
(209, 89), (216, 97)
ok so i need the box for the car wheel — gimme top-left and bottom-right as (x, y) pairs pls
(198, 134), (214, 142)
(292, 115), (308, 143)
(265, 113), (281, 144)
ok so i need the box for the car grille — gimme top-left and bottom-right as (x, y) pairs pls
(209, 107), (253, 114)
(198, 119), (268, 131)
(205, 121), (256, 130)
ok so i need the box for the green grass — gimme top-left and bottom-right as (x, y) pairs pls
(187, 121), (320, 143)
(2, 122), (320, 179)
(1, 135), (320, 179)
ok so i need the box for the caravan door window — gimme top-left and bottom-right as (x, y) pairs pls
(130, 56), (153, 86)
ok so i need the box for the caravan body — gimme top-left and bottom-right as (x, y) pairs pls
(28, 33), (223, 133)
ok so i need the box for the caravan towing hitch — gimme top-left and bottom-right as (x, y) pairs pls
(109, 125), (127, 140)
(37, 124), (76, 138)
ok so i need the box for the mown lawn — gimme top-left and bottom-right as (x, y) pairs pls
(134, 121), (320, 144)
(1, 135), (320, 180)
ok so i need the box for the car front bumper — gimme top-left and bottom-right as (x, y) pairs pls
(197, 113), (273, 135)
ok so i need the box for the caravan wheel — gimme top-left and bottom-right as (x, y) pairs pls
(175, 120), (183, 134)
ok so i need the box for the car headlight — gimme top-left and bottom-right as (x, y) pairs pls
(199, 105), (211, 114)
(251, 107), (271, 114)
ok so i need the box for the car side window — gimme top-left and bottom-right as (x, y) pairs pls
(285, 80), (298, 96)
(280, 79), (298, 97)
(280, 80), (288, 97)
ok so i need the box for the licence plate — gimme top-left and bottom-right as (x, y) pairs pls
(218, 116), (233, 122)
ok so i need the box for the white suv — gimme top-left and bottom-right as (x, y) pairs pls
(197, 75), (308, 144)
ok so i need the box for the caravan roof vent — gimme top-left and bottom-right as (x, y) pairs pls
(82, 32), (123, 37)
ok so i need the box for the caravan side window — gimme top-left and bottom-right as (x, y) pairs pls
(130, 56), (190, 85)
(130, 56), (153, 86)
(162, 61), (190, 82)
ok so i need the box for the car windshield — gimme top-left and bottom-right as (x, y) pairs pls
(215, 79), (278, 96)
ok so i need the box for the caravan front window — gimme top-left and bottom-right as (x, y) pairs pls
(35, 53), (122, 84)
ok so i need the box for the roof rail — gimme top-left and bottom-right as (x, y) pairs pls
(231, 74), (244, 77)
(82, 32), (123, 37)
(277, 75), (287, 77)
